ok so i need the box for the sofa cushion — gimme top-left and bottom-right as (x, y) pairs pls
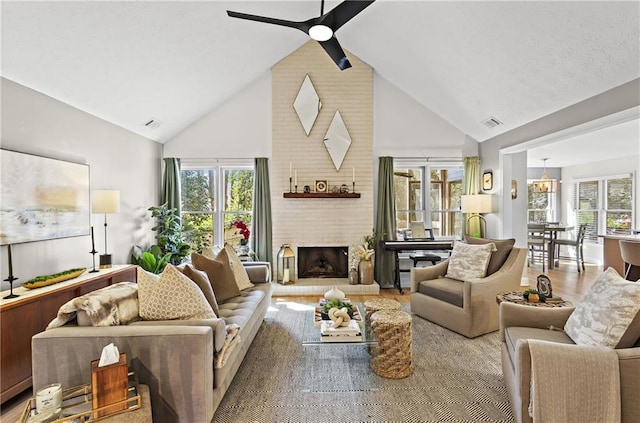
(218, 283), (269, 328)
(445, 241), (495, 281)
(224, 244), (254, 291)
(465, 236), (515, 276)
(418, 277), (464, 307)
(565, 267), (640, 348)
(180, 264), (220, 317)
(192, 252), (241, 302)
(137, 265), (216, 320)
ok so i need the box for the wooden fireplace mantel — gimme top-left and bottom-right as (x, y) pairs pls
(283, 192), (361, 199)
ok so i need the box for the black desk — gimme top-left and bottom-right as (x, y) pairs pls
(381, 239), (455, 294)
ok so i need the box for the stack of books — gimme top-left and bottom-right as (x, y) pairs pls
(320, 319), (362, 342)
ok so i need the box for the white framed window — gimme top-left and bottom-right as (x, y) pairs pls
(526, 181), (557, 223)
(573, 173), (634, 241)
(180, 160), (254, 252)
(394, 160), (464, 238)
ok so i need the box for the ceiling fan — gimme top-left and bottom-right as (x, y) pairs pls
(227, 0), (375, 71)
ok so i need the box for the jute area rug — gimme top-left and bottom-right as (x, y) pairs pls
(213, 299), (514, 422)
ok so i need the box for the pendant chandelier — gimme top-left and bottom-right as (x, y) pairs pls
(532, 158), (555, 193)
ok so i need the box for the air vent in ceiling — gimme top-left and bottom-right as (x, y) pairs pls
(143, 118), (161, 129)
(482, 116), (503, 129)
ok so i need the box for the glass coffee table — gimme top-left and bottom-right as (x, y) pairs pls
(301, 302), (377, 346)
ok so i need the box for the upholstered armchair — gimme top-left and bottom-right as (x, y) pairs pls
(500, 298), (640, 423)
(410, 239), (527, 338)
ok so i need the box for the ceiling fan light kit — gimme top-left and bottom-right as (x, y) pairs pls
(227, 0), (375, 70)
(309, 25), (333, 41)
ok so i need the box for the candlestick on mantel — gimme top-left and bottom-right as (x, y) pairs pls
(352, 167), (355, 183)
(3, 244), (19, 299)
(289, 162), (292, 179)
(294, 170), (297, 186)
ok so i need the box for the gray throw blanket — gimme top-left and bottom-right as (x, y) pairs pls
(528, 339), (620, 423)
(47, 282), (139, 329)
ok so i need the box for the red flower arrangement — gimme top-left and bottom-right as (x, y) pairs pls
(231, 221), (250, 241)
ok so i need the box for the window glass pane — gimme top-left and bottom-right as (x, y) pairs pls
(527, 184), (549, 209)
(449, 181), (462, 210)
(430, 182), (442, 211)
(224, 169), (254, 212)
(606, 211), (632, 235)
(577, 210), (599, 241)
(183, 213), (213, 253)
(577, 181), (598, 209)
(181, 170), (214, 212)
(224, 213), (252, 247)
(607, 178), (632, 210)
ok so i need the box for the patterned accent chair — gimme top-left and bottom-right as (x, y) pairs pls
(410, 238), (527, 338)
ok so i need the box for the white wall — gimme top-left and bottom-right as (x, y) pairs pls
(373, 76), (476, 157)
(1, 78), (161, 290)
(163, 73), (271, 159)
(163, 63), (476, 161)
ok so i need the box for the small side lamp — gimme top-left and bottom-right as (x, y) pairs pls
(461, 194), (493, 238)
(92, 190), (120, 269)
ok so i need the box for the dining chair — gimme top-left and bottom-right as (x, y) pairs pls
(552, 224), (587, 272)
(527, 223), (548, 271)
(619, 240), (640, 281)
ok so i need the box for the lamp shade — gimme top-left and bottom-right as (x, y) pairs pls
(461, 194), (493, 214)
(92, 190), (120, 214)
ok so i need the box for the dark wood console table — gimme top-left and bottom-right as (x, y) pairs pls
(0, 265), (137, 404)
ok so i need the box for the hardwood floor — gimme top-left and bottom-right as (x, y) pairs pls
(0, 261), (600, 421)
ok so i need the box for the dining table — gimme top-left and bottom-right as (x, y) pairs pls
(528, 223), (575, 270)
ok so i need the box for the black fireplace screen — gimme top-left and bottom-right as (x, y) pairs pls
(297, 246), (349, 278)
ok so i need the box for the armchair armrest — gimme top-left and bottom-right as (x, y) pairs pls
(499, 302), (575, 341)
(410, 260), (449, 293)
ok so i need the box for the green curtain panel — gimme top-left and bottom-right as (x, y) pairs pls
(162, 158), (181, 216)
(251, 158), (273, 267)
(374, 156), (398, 286)
(463, 156), (482, 237)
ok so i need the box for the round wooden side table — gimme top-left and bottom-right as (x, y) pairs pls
(496, 291), (573, 308)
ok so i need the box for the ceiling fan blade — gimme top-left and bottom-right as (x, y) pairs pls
(324, 0), (375, 31)
(227, 10), (309, 33)
(319, 37), (352, 70)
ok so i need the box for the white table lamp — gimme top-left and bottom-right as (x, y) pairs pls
(92, 189), (120, 268)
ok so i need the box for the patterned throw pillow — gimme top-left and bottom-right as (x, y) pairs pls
(445, 241), (495, 281)
(464, 236), (515, 275)
(137, 265), (216, 321)
(224, 244), (254, 291)
(565, 267), (640, 348)
(192, 252), (241, 302)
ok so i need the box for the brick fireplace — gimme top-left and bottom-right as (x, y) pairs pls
(271, 41), (374, 280)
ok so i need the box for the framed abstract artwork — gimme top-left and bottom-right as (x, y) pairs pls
(0, 149), (90, 245)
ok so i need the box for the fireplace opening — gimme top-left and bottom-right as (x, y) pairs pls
(298, 246), (349, 278)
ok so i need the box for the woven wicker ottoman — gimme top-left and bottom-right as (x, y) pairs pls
(369, 310), (413, 379)
(364, 298), (402, 320)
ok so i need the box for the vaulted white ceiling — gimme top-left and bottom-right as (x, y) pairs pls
(2, 1), (639, 145)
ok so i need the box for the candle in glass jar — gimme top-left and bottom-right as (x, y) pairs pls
(35, 383), (62, 413)
(283, 269), (290, 283)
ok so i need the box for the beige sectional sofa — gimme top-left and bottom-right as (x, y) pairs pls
(31, 264), (272, 423)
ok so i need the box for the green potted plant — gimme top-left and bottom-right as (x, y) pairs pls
(321, 299), (354, 319)
(131, 203), (191, 273)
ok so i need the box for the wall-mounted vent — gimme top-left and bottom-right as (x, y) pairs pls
(482, 116), (503, 128)
(143, 118), (161, 129)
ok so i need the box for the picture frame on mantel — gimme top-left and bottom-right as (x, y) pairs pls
(482, 171), (493, 191)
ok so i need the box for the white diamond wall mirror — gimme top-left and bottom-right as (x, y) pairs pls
(323, 110), (351, 171)
(293, 75), (321, 135)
